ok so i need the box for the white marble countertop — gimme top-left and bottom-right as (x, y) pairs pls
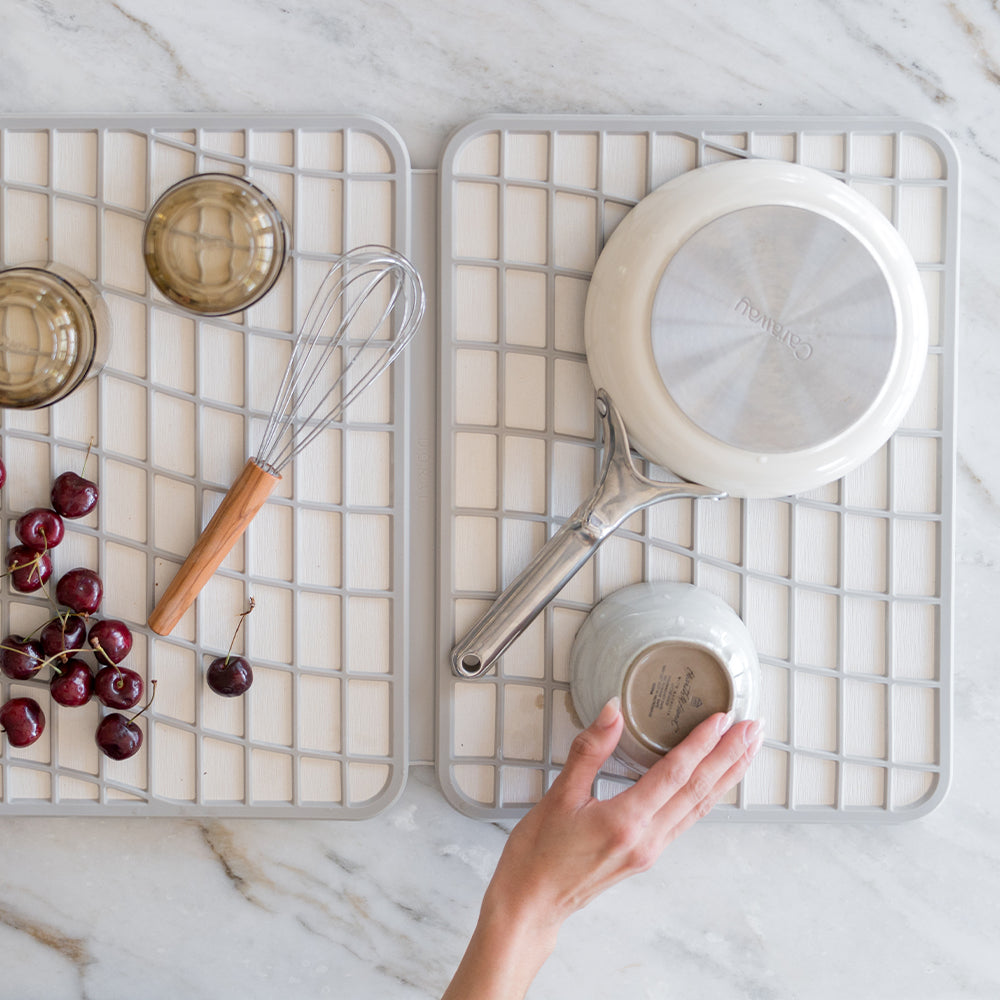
(1, 1), (998, 997)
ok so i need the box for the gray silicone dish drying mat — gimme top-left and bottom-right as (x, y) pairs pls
(0, 115), (415, 818)
(436, 115), (957, 823)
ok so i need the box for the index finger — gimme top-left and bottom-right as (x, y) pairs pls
(620, 711), (731, 815)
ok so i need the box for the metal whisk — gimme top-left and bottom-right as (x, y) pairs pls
(148, 246), (425, 636)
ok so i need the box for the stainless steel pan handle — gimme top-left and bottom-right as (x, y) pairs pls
(450, 391), (726, 678)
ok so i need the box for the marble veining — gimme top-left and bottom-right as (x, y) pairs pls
(1, 0), (999, 997)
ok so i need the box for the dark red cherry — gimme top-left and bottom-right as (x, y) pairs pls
(55, 568), (103, 615)
(40, 614), (88, 663)
(0, 457), (5, 489)
(94, 665), (143, 710)
(95, 712), (143, 760)
(206, 655), (253, 697)
(7, 545), (52, 592)
(0, 635), (45, 680)
(15, 507), (65, 551)
(51, 471), (98, 519)
(50, 658), (94, 707)
(88, 619), (133, 666)
(0, 697), (45, 747)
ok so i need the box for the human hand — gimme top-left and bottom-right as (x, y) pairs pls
(442, 700), (763, 1000)
(488, 699), (763, 929)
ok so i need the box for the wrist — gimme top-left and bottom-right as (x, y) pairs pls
(442, 892), (560, 1000)
(478, 882), (563, 954)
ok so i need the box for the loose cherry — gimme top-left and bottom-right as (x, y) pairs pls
(51, 471), (98, 519)
(206, 598), (255, 697)
(55, 568), (103, 615)
(7, 545), (52, 592)
(95, 713), (142, 760)
(0, 697), (45, 747)
(206, 654), (253, 697)
(88, 619), (132, 665)
(50, 658), (95, 707)
(95, 680), (155, 760)
(15, 507), (65, 551)
(0, 635), (45, 680)
(95, 665), (143, 710)
(40, 614), (88, 663)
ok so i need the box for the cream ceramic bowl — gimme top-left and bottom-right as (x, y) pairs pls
(570, 582), (760, 773)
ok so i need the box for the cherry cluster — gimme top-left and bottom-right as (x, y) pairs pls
(0, 455), (150, 760)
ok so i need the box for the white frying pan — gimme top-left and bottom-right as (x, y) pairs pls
(452, 158), (928, 678)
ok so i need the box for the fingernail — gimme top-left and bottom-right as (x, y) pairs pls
(718, 711), (735, 735)
(597, 696), (621, 728)
(744, 720), (765, 747)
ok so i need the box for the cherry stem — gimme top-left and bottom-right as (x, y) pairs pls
(24, 548), (60, 617)
(23, 618), (49, 641)
(225, 598), (256, 664)
(0, 640), (45, 657)
(3, 550), (53, 604)
(40, 573), (61, 617)
(81, 438), (95, 478)
(2, 617), (92, 670)
(128, 679), (157, 723)
(105, 657), (124, 689)
(19, 610), (77, 645)
(90, 638), (117, 670)
(44, 647), (91, 674)
(2, 549), (42, 579)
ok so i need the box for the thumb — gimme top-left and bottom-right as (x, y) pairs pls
(555, 697), (624, 802)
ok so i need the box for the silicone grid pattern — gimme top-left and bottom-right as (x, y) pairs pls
(437, 116), (957, 822)
(0, 115), (411, 818)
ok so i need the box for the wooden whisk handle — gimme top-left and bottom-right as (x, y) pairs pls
(148, 459), (281, 636)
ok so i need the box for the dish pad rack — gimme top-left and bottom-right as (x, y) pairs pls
(435, 115), (957, 822)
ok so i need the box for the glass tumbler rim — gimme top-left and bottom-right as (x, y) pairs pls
(142, 172), (288, 317)
(0, 262), (107, 409)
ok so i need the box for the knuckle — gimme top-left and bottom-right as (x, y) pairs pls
(693, 793), (717, 820)
(661, 755), (695, 790)
(569, 728), (601, 761)
(687, 771), (713, 804)
(606, 815), (638, 854)
(627, 843), (659, 873)
(734, 750), (757, 781)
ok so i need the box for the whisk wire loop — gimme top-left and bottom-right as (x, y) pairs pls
(258, 265), (382, 465)
(255, 246), (425, 474)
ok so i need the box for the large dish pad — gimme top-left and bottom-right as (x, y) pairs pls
(0, 115), (413, 818)
(437, 116), (958, 822)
